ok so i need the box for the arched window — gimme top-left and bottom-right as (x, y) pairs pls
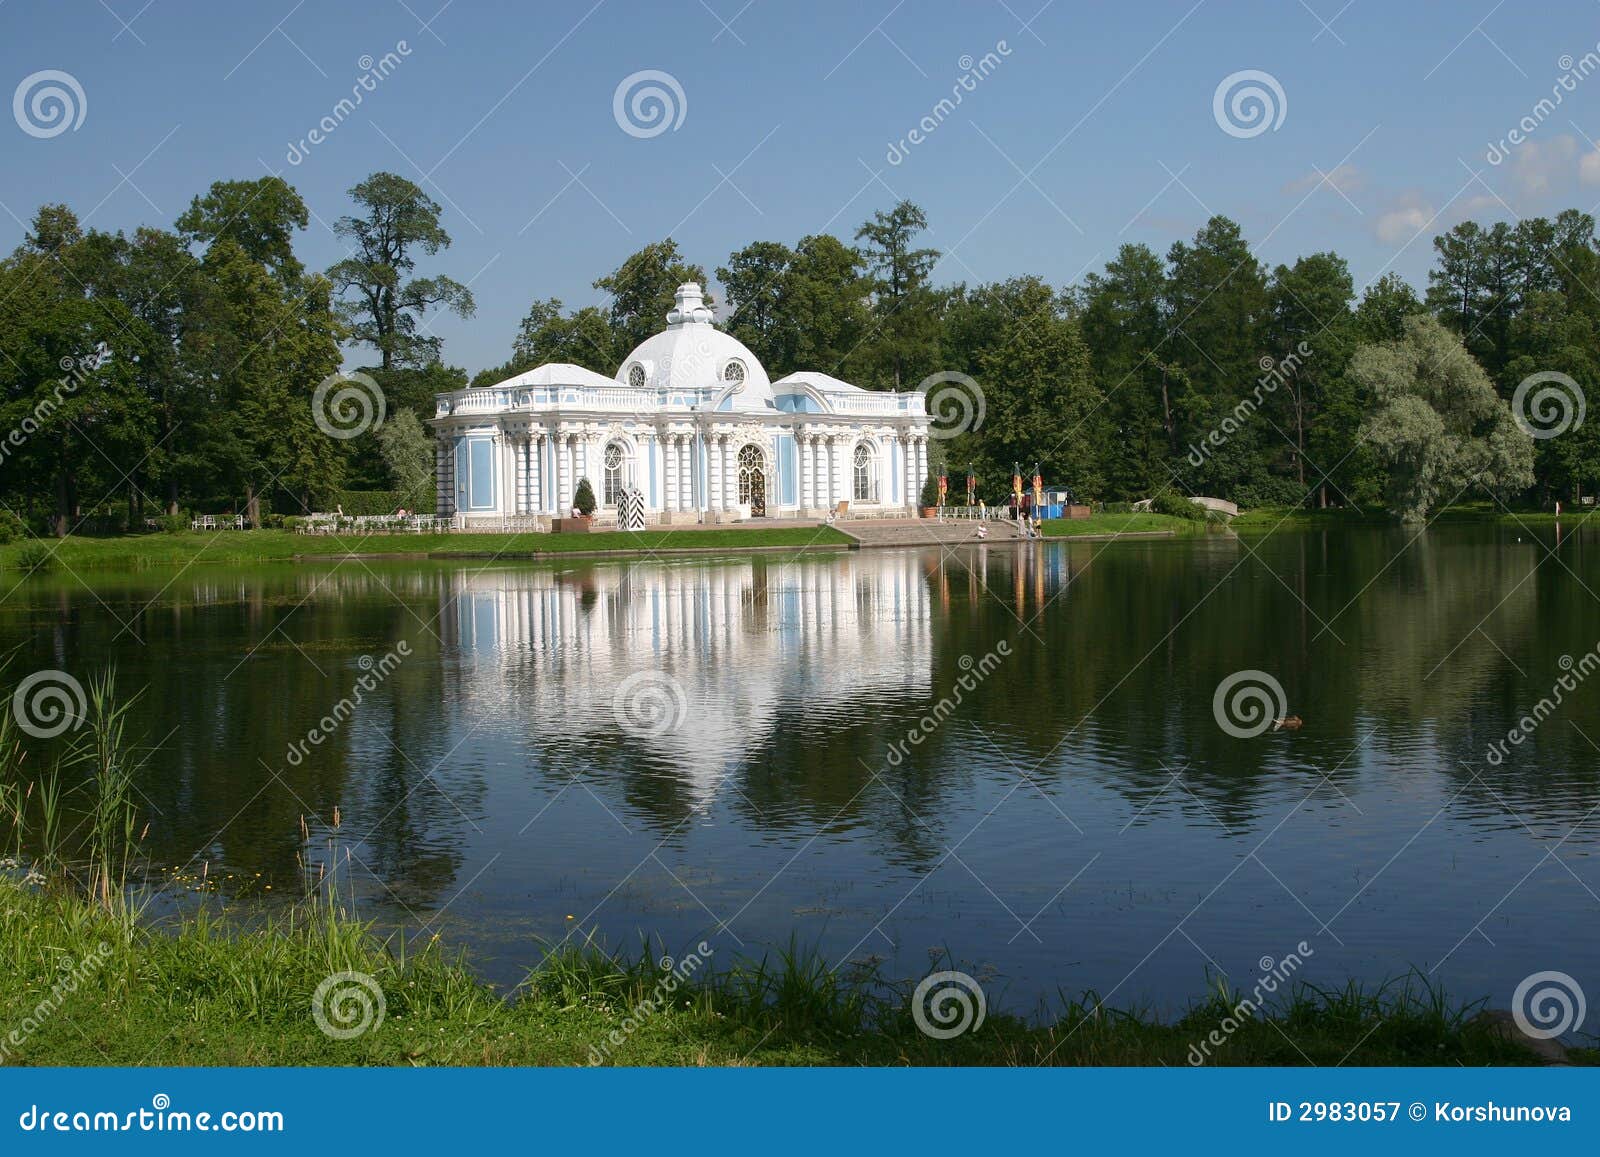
(603, 442), (627, 506)
(737, 444), (766, 516)
(853, 443), (875, 502)
(627, 363), (646, 389)
(723, 359), (746, 384)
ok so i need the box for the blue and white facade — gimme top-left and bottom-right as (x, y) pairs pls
(432, 284), (932, 522)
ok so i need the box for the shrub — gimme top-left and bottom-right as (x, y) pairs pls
(1100, 501), (1133, 515)
(331, 489), (406, 517)
(0, 509), (26, 545)
(1230, 476), (1304, 510)
(1151, 491), (1207, 521)
(156, 513), (190, 534)
(919, 474), (940, 507)
(258, 513), (285, 529)
(282, 516), (303, 532)
(12, 542), (55, 573)
(573, 477), (596, 516)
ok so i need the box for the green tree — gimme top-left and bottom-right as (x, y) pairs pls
(328, 172), (475, 370)
(772, 233), (870, 378)
(177, 177), (309, 282)
(593, 239), (708, 353)
(856, 201), (942, 389)
(514, 300), (614, 372)
(956, 277), (1107, 500)
(1355, 272), (1425, 342)
(0, 208), (154, 534)
(716, 240), (793, 369)
(375, 408), (434, 507)
(1354, 315), (1533, 520)
(1080, 243), (1177, 498)
(1266, 252), (1355, 500)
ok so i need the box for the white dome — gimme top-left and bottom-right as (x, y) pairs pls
(615, 283), (775, 411)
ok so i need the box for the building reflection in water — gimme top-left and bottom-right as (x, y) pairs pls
(437, 552), (936, 808)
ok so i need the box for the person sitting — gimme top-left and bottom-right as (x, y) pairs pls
(976, 524), (988, 540)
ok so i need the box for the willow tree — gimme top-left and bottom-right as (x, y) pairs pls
(1354, 315), (1533, 521)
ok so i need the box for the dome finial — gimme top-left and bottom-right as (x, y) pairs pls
(666, 282), (713, 327)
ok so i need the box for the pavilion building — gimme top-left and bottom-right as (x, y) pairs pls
(431, 283), (933, 523)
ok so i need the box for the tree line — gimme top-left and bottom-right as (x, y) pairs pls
(3, 169), (1594, 535)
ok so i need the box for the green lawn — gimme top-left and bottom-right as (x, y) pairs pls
(1040, 512), (1205, 538)
(1231, 502), (1590, 530)
(0, 878), (1569, 1067)
(0, 526), (854, 572)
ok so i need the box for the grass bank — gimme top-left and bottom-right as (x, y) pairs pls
(0, 878), (1569, 1067)
(0, 526), (853, 573)
(1040, 513), (1205, 538)
(1231, 502), (1588, 531)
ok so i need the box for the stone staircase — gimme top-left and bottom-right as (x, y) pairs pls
(837, 517), (1026, 549)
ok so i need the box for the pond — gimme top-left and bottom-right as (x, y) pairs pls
(4, 526), (1598, 1030)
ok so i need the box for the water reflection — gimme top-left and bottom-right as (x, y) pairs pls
(440, 553), (934, 811)
(1, 529), (1596, 1026)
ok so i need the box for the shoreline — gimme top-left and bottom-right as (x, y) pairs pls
(0, 878), (1573, 1068)
(3, 507), (1586, 575)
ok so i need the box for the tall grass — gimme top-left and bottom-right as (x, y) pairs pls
(0, 666), (144, 924)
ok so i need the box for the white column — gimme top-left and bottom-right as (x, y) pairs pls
(795, 436), (806, 510)
(695, 433), (708, 514)
(664, 435), (677, 513)
(707, 436), (720, 512)
(529, 433), (542, 514)
(559, 433), (573, 512)
(680, 434), (692, 513)
(678, 436), (691, 512)
(514, 434), (527, 514)
(725, 438), (738, 510)
(914, 437), (927, 504)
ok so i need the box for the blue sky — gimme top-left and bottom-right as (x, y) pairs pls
(5, 0), (1600, 373)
